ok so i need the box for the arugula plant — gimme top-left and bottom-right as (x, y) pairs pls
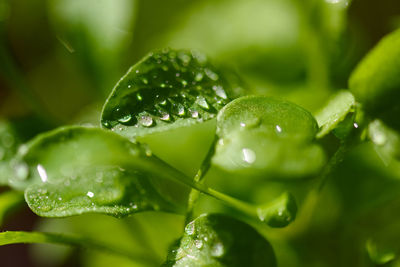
(1, 8), (400, 266)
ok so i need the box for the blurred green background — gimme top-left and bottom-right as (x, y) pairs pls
(1, 0), (400, 266)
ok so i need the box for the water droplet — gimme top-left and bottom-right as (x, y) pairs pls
(211, 243), (224, 257)
(87, 191), (94, 198)
(37, 164), (48, 183)
(135, 70), (140, 74)
(353, 123), (359, 128)
(127, 85), (132, 89)
(195, 240), (203, 249)
(276, 125), (282, 133)
(160, 83), (166, 88)
(139, 115), (154, 127)
(212, 85), (227, 99)
(205, 69), (219, 81)
(118, 114), (133, 124)
(178, 53), (191, 65)
(137, 93), (143, 101)
(185, 221), (195, 235)
(39, 205), (52, 212)
(196, 96), (209, 110)
(160, 112), (171, 122)
(177, 104), (186, 117)
(242, 148), (256, 164)
(142, 78), (148, 85)
(240, 118), (261, 129)
(58, 197), (62, 201)
(102, 121), (112, 128)
(160, 100), (167, 106)
(15, 162), (29, 180)
(176, 73), (181, 77)
(191, 110), (199, 118)
(195, 72), (204, 82)
(181, 80), (188, 87)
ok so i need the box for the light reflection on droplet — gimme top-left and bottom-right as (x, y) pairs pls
(87, 191), (94, 198)
(276, 125), (282, 133)
(242, 148), (256, 164)
(37, 164), (48, 183)
(353, 123), (359, 128)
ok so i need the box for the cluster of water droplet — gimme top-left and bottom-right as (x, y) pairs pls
(102, 49), (231, 131)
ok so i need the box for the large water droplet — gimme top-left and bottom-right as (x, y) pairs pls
(178, 53), (191, 65)
(139, 115), (154, 127)
(211, 242), (224, 257)
(242, 148), (256, 164)
(196, 96), (209, 110)
(160, 112), (171, 122)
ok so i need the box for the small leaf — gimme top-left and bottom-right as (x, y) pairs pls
(10, 126), (187, 217)
(212, 96), (326, 179)
(101, 49), (238, 138)
(315, 90), (355, 138)
(163, 214), (276, 267)
(368, 119), (400, 165)
(349, 28), (400, 114)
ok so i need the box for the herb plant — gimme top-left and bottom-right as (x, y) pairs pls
(1, 1), (400, 266)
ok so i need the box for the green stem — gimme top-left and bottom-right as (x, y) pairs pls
(0, 231), (158, 266)
(185, 136), (218, 224)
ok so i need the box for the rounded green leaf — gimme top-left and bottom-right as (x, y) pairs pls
(212, 96), (326, 179)
(349, 28), (400, 114)
(9, 126), (187, 217)
(163, 213), (277, 267)
(101, 48), (239, 138)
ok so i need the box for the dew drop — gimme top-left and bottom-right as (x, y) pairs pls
(137, 93), (143, 101)
(135, 70), (140, 74)
(276, 125), (282, 133)
(178, 53), (191, 65)
(212, 85), (227, 99)
(195, 240), (203, 249)
(211, 243), (224, 257)
(205, 69), (219, 81)
(191, 110), (199, 118)
(142, 78), (148, 84)
(242, 148), (256, 164)
(87, 191), (94, 198)
(160, 112), (171, 122)
(160, 83), (166, 88)
(139, 115), (154, 127)
(118, 114), (133, 124)
(160, 100), (167, 106)
(15, 162), (29, 180)
(196, 96), (209, 110)
(353, 123), (359, 128)
(177, 104), (186, 117)
(181, 80), (188, 87)
(37, 164), (48, 183)
(195, 72), (204, 82)
(102, 121), (112, 128)
(185, 221), (195, 236)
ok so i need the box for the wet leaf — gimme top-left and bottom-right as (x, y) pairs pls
(368, 120), (400, 166)
(9, 126), (187, 217)
(163, 213), (276, 267)
(101, 49), (239, 138)
(212, 96), (326, 179)
(349, 28), (400, 114)
(315, 90), (355, 138)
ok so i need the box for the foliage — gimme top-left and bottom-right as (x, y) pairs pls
(1, 0), (400, 266)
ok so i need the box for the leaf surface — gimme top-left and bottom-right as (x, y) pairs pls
(163, 213), (276, 267)
(212, 96), (326, 179)
(10, 126), (187, 217)
(101, 49), (239, 138)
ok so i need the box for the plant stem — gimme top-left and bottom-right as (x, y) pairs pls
(185, 136), (218, 224)
(0, 231), (158, 266)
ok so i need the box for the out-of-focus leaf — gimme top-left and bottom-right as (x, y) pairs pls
(163, 213), (277, 267)
(47, 0), (136, 94)
(0, 191), (24, 226)
(315, 90), (355, 138)
(212, 96), (326, 179)
(9, 126), (187, 217)
(368, 120), (400, 166)
(366, 239), (396, 265)
(349, 28), (400, 114)
(101, 49), (240, 139)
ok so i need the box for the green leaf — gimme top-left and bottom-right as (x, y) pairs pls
(366, 239), (396, 265)
(315, 90), (356, 138)
(101, 48), (239, 138)
(349, 28), (400, 114)
(212, 96), (326, 179)
(0, 191), (24, 226)
(163, 213), (276, 267)
(368, 120), (400, 166)
(9, 126), (187, 217)
(0, 231), (153, 264)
